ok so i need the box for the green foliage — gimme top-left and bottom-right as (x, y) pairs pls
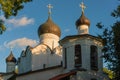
(111, 5), (120, 18)
(0, 19), (6, 34)
(0, 0), (32, 34)
(0, 0), (32, 19)
(103, 68), (114, 79)
(96, 22), (104, 29)
(96, 2), (120, 80)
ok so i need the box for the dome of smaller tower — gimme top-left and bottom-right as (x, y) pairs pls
(38, 17), (61, 37)
(76, 11), (90, 27)
(6, 51), (16, 63)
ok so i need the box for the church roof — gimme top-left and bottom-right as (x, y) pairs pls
(0, 72), (15, 76)
(59, 34), (103, 44)
(49, 71), (76, 80)
(76, 11), (90, 27)
(6, 51), (17, 63)
(38, 16), (61, 37)
(17, 65), (62, 76)
(38, 4), (61, 37)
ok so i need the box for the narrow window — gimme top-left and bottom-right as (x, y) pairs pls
(90, 45), (98, 71)
(75, 44), (82, 67)
(64, 48), (67, 68)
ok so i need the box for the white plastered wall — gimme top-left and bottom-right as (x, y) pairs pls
(77, 25), (89, 34)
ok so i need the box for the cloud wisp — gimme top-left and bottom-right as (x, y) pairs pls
(64, 29), (70, 32)
(6, 16), (34, 27)
(4, 37), (37, 49)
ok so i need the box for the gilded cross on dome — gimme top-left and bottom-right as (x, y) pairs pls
(47, 4), (53, 16)
(80, 2), (86, 13)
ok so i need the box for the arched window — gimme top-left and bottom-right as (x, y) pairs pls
(90, 45), (98, 71)
(75, 44), (82, 67)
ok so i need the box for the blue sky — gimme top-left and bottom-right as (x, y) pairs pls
(0, 0), (118, 72)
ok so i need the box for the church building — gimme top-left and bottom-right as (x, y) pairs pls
(1, 2), (109, 80)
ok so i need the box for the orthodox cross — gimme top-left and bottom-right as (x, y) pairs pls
(80, 2), (86, 13)
(10, 45), (13, 51)
(47, 4), (53, 16)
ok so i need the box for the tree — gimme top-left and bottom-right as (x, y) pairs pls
(0, 0), (32, 19)
(96, 2), (120, 80)
(0, 19), (6, 34)
(0, 0), (32, 34)
(103, 68), (114, 79)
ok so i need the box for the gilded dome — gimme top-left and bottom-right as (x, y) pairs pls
(76, 12), (90, 27)
(6, 51), (16, 63)
(38, 17), (61, 37)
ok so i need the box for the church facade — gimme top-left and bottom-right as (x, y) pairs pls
(2, 2), (109, 80)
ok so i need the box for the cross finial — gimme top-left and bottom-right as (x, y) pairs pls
(10, 45), (13, 51)
(80, 2), (86, 13)
(47, 4), (53, 16)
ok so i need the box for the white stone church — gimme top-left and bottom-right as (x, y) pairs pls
(0, 2), (109, 80)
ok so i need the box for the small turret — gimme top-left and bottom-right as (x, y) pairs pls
(6, 51), (16, 73)
(75, 2), (90, 35)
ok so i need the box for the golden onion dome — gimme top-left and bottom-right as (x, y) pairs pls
(76, 11), (90, 28)
(6, 51), (16, 63)
(38, 17), (61, 37)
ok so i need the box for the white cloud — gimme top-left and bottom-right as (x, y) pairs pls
(0, 15), (6, 21)
(64, 29), (70, 32)
(0, 45), (5, 51)
(6, 16), (34, 27)
(5, 37), (37, 49)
